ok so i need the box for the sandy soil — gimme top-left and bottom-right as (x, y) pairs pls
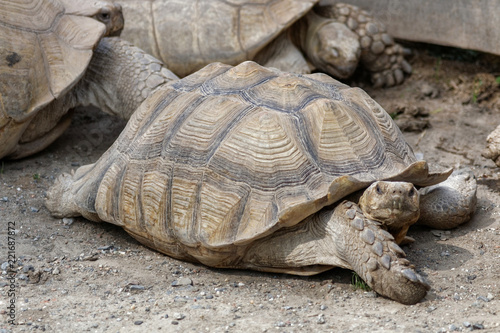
(1, 46), (499, 333)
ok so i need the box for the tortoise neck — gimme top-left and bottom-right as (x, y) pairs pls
(74, 37), (178, 120)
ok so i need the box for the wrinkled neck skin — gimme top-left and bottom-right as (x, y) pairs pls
(72, 37), (179, 120)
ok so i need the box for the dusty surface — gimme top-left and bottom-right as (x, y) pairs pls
(1, 46), (499, 332)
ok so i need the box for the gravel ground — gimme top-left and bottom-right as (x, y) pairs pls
(1, 46), (499, 332)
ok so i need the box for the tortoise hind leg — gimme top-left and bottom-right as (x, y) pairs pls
(243, 201), (429, 304)
(418, 168), (477, 229)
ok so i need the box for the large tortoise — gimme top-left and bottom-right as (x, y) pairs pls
(119, 0), (411, 87)
(46, 61), (477, 304)
(0, 0), (177, 159)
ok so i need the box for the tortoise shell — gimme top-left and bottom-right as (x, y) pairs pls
(69, 61), (450, 258)
(119, 0), (318, 77)
(0, 0), (107, 121)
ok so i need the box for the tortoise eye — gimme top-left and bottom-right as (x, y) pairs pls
(98, 12), (110, 21)
(376, 185), (382, 195)
(408, 188), (415, 197)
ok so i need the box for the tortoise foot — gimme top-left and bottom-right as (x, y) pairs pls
(334, 201), (429, 304)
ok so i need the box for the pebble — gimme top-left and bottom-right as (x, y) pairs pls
(440, 251), (450, 257)
(477, 295), (490, 302)
(173, 313), (185, 320)
(317, 314), (326, 324)
(97, 245), (113, 251)
(30, 207), (39, 213)
(171, 321), (179, 325)
(52, 267), (60, 275)
(62, 218), (74, 226)
(171, 277), (192, 287)
(22, 265), (34, 273)
(1, 197), (8, 202)
(134, 321), (143, 325)
(276, 322), (286, 327)
(426, 306), (437, 313)
(1, 262), (9, 270)
(129, 285), (145, 291)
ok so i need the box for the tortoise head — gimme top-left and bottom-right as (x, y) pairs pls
(359, 181), (420, 231)
(306, 21), (361, 79)
(92, 1), (124, 37)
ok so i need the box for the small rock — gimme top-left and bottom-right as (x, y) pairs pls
(431, 230), (443, 237)
(463, 322), (471, 328)
(472, 323), (484, 330)
(171, 277), (192, 287)
(134, 321), (143, 325)
(205, 294), (214, 300)
(52, 267), (60, 275)
(426, 306), (437, 313)
(97, 245), (113, 251)
(30, 207), (39, 213)
(320, 305), (328, 310)
(1, 197), (8, 202)
(275, 322), (286, 327)
(477, 296), (490, 302)
(364, 291), (378, 298)
(449, 324), (458, 331)
(22, 265), (34, 273)
(317, 314), (326, 324)
(173, 296), (189, 303)
(171, 321), (179, 325)
(440, 251), (450, 257)
(487, 293), (494, 301)
(173, 313), (185, 320)
(62, 218), (74, 226)
(129, 285), (145, 291)
(71, 162), (81, 167)
(1, 262), (9, 270)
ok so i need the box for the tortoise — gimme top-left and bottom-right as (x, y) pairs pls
(0, 0), (178, 160)
(119, 0), (411, 87)
(45, 61), (477, 304)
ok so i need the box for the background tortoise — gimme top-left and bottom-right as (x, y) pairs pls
(119, 0), (411, 87)
(0, 0), (177, 159)
(45, 61), (476, 304)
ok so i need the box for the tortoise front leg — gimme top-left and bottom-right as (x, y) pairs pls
(314, 2), (412, 87)
(243, 201), (430, 304)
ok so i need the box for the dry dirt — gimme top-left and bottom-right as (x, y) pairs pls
(1, 46), (499, 333)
